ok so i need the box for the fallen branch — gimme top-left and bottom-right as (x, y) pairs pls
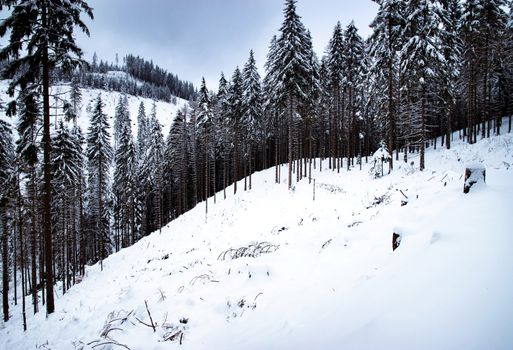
(88, 340), (131, 350)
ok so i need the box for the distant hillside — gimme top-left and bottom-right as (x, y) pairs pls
(54, 53), (196, 103)
(0, 79), (189, 139)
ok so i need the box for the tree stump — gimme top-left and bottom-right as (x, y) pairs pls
(463, 165), (486, 194)
(392, 233), (401, 251)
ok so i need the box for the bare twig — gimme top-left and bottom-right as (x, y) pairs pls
(144, 300), (156, 332)
(135, 316), (154, 330)
(253, 292), (263, 303)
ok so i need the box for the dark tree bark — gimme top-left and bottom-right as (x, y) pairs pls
(41, 3), (55, 315)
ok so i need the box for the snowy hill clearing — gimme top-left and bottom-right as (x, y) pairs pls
(1, 128), (513, 349)
(0, 80), (189, 138)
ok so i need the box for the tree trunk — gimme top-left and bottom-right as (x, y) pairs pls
(288, 92), (293, 189)
(30, 170), (38, 314)
(2, 211), (9, 322)
(42, 2), (55, 315)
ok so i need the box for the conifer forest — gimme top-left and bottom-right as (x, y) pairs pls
(0, 0), (513, 342)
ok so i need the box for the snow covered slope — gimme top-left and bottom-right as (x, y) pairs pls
(0, 80), (188, 137)
(1, 128), (513, 349)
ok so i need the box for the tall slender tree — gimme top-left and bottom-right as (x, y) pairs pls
(369, 0), (403, 169)
(86, 95), (112, 270)
(242, 50), (263, 190)
(274, 0), (312, 188)
(1, 120), (15, 322)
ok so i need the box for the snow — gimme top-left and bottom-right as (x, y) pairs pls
(1, 108), (513, 348)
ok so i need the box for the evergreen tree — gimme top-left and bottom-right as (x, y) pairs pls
(215, 73), (232, 198)
(242, 50), (263, 190)
(196, 78), (214, 212)
(64, 76), (83, 123)
(369, 0), (404, 169)
(478, 0), (508, 138)
(167, 107), (190, 215)
(51, 121), (84, 293)
(113, 95), (130, 150)
(327, 21), (345, 172)
(343, 22), (365, 169)
(228, 67), (244, 194)
(274, 0), (312, 188)
(136, 102), (148, 161)
(460, 0), (483, 144)
(400, 0), (444, 170)
(86, 95), (112, 270)
(113, 106), (137, 248)
(139, 103), (164, 234)
(438, 0), (462, 149)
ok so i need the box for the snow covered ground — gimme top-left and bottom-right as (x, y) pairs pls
(1, 123), (513, 349)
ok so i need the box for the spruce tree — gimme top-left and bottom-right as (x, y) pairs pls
(139, 103), (164, 234)
(242, 50), (263, 190)
(275, 0), (312, 188)
(343, 22), (365, 169)
(369, 0), (404, 168)
(86, 95), (112, 270)
(228, 67), (244, 194)
(196, 78), (214, 212)
(113, 106), (137, 247)
(327, 21), (345, 172)
(51, 121), (84, 293)
(400, 0), (444, 170)
(438, 0), (462, 149)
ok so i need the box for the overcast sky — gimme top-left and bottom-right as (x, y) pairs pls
(78, 0), (379, 89)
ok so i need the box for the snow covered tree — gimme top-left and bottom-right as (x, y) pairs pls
(136, 101), (148, 161)
(275, 0), (313, 188)
(327, 21), (345, 172)
(214, 73), (233, 199)
(64, 76), (83, 123)
(400, 0), (444, 170)
(343, 22), (365, 170)
(139, 103), (164, 234)
(242, 50), (263, 190)
(228, 67), (244, 194)
(113, 95), (130, 150)
(167, 106), (190, 215)
(51, 121), (84, 293)
(196, 78), (214, 213)
(263, 34), (284, 183)
(0, 0), (93, 315)
(438, 0), (462, 149)
(478, 0), (508, 139)
(86, 95), (112, 270)
(113, 106), (137, 248)
(369, 0), (404, 169)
